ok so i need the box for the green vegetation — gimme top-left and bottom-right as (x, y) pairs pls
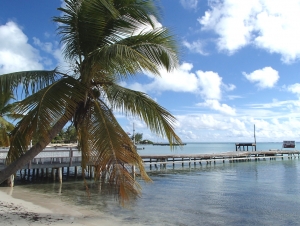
(140, 139), (154, 144)
(131, 133), (153, 144)
(0, 0), (182, 203)
(131, 132), (143, 144)
(0, 92), (15, 147)
(52, 125), (77, 144)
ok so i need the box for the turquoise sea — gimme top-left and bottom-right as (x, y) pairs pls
(17, 143), (300, 225)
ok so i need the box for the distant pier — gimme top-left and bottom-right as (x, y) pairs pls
(235, 143), (256, 151)
(141, 150), (300, 169)
(152, 143), (187, 146)
(0, 146), (299, 185)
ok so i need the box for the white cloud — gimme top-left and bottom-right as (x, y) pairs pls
(222, 83), (236, 91)
(121, 98), (300, 142)
(140, 62), (199, 93)
(182, 40), (208, 55)
(33, 37), (67, 70)
(243, 67), (279, 88)
(126, 62), (237, 114)
(197, 99), (236, 115)
(196, 70), (222, 99)
(287, 83), (300, 95)
(199, 0), (300, 63)
(180, 0), (199, 10)
(172, 108), (300, 142)
(248, 99), (300, 115)
(135, 63), (234, 101)
(0, 21), (43, 74)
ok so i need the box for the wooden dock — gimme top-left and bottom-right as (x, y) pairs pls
(141, 150), (300, 168)
(0, 146), (299, 185)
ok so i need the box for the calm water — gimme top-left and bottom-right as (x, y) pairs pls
(136, 142), (290, 155)
(19, 143), (300, 225)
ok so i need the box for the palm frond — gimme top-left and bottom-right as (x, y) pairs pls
(0, 128), (10, 147)
(75, 92), (150, 204)
(0, 117), (14, 131)
(0, 70), (61, 96)
(54, 0), (164, 62)
(7, 77), (86, 163)
(54, 0), (119, 60)
(106, 84), (182, 146)
(0, 90), (17, 146)
(89, 27), (178, 79)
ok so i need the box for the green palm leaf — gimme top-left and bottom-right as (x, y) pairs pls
(0, 91), (16, 146)
(88, 28), (178, 79)
(7, 77), (86, 163)
(75, 93), (150, 204)
(106, 84), (182, 146)
(0, 70), (61, 96)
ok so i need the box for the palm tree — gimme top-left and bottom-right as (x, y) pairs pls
(0, 92), (15, 146)
(0, 0), (182, 203)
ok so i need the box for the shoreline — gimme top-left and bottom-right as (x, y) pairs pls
(0, 186), (130, 226)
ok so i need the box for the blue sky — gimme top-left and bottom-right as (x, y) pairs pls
(1, 0), (300, 142)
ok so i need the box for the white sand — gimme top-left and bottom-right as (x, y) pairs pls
(0, 186), (133, 226)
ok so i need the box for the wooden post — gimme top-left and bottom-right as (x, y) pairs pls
(46, 168), (49, 178)
(7, 175), (14, 187)
(131, 165), (135, 180)
(41, 168), (44, 178)
(91, 166), (95, 179)
(58, 167), (62, 183)
(69, 148), (73, 166)
(52, 168), (56, 181)
(75, 166), (78, 178)
(67, 167), (70, 178)
(27, 169), (31, 180)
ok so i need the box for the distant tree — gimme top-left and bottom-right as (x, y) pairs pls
(51, 125), (77, 143)
(132, 133), (143, 143)
(65, 125), (77, 143)
(140, 139), (153, 144)
(52, 129), (65, 143)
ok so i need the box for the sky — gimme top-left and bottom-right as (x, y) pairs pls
(1, 0), (300, 143)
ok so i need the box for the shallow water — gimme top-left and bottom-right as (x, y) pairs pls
(16, 143), (300, 225)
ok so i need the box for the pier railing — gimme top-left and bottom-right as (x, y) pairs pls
(0, 146), (82, 170)
(0, 146), (300, 186)
(1, 147), (300, 171)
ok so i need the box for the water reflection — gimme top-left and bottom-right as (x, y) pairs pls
(13, 158), (300, 225)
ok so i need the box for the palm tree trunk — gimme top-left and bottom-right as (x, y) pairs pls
(0, 115), (69, 184)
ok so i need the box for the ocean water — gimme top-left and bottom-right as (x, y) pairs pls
(17, 143), (300, 225)
(136, 142), (290, 155)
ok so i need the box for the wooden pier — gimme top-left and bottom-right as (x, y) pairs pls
(0, 146), (299, 185)
(235, 143), (256, 151)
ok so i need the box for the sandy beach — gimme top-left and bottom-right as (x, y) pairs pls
(0, 186), (132, 226)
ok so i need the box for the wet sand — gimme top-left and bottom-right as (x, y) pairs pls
(0, 186), (132, 226)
